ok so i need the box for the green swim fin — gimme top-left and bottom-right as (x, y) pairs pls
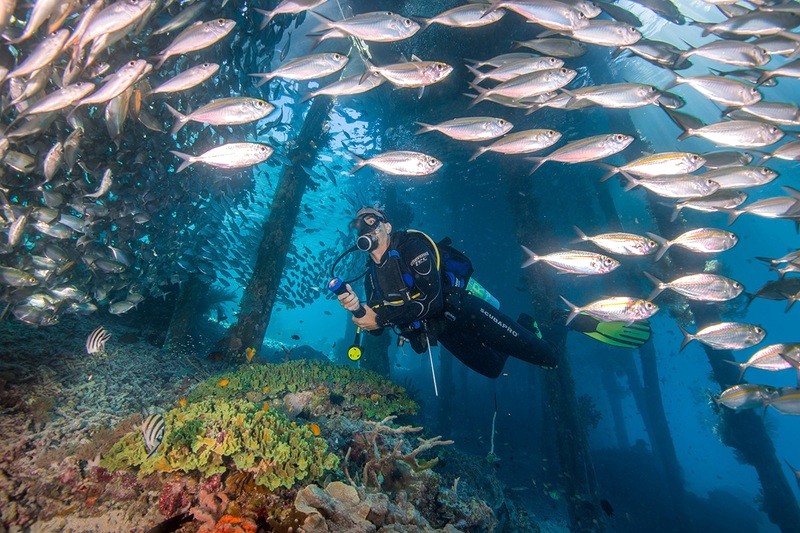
(569, 312), (651, 349)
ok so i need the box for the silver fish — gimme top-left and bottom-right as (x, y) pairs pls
(255, 0), (328, 30)
(759, 58), (800, 85)
(166, 97), (274, 134)
(14, 82), (95, 119)
(75, 60), (149, 107)
(680, 322), (766, 351)
(365, 56), (453, 89)
(85, 169), (113, 198)
(10, 0), (61, 44)
(251, 52), (348, 85)
(141, 413), (165, 457)
(467, 57), (564, 83)
(484, 0), (589, 32)
(301, 71), (385, 102)
(727, 188), (800, 224)
(672, 190), (748, 219)
(561, 20), (641, 46)
(645, 272), (743, 302)
(725, 101), (800, 125)
(561, 296), (658, 325)
(351, 151), (442, 177)
(469, 129), (562, 161)
(425, 4), (506, 28)
(564, 83), (662, 109)
(521, 246), (619, 275)
(149, 63), (219, 95)
(648, 228), (737, 261)
(79, 0), (154, 51)
(760, 140), (800, 163)
(171, 143), (274, 172)
(673, 75), (762, 107)
(513, 37), (587, 58)
(0, 266), (39, 287)
(765, 388), (800, 415)
(701, 166), (778, 189)
(600, 151), (705, 179)
(109, 300), (136, 315)
(415, 117), (513, 141)
(154, 18), (236, 69)
(622, 175), (720, 199)
(727, 344), (800, 382)
(7, 29), (69, 79)
(529, 133), (634, 174)
(86, 326), (111, 354)
(698, 10), (800, 38)
(152, 0), (208, 35)
(716, 384), (776, 410)
(679, 120), (783, 148)
(469, 67), (577, 106)
(310, 11), (420, 42)
(678, 41), (770, 68)
(573, 227), (658, 256)
(702, 150), (753, 169)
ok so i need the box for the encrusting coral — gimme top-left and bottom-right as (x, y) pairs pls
(101, 397), (339, 491)
(186, 360), (418, 421)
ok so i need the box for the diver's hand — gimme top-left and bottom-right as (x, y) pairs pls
(353, 305), (380, 331)
(337, 283), (361, 312)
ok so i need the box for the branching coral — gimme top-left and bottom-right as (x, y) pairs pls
(186, 360), (418, 421)
(100, 397), (339, 491)
(342, 416), (454, 490)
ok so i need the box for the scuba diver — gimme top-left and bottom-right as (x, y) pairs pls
(331, 206), (559, 379)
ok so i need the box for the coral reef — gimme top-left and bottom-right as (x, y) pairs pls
(186, 360), (418, 421)
(101, 397), (339, 491)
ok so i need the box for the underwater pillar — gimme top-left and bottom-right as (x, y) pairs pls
(164, 275), (202, 349)
(648, 202), (800, 531)
(217, 97), (334, 357)
(600, 365), (629, 449)
(506, 172), (603, 531)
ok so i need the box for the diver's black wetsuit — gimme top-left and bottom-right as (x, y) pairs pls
(365, 231), (557, 378)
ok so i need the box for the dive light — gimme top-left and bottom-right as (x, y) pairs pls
(327, 277), (366, 318)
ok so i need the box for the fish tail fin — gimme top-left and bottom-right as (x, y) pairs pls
(621, 171), (640, 192)
(468, 147), (487, 162)
(482, 1), (502, 18)
(165, 104), (188, 134)
(757, 70), (774, 86)
(300, 91), (316, 103)
(415, 122), (435, 135)
(643, 272), (665, 301)
(560, 296), (580, 325)
(465, 64), (486, 83)
(466, 82), (488, 107)
(572, 225), (589, 244)
(527, 157), (545, 175)
(249, 73), (274, 88)
(520, 245), (540, 269)
(785, 296), (797, 313)
(677, 128), (694, 141)
(596, 162), (618, 182)
(170, 150), (195, 173)
(349, 153), (366, 174)
(254, 8), (274, 30)
(678, 324), (694, 352)
(722, 359), (747, 382)
(308, 10), (334, 30)
(725, 208), (743, 225)
(646, 232), (670, 261)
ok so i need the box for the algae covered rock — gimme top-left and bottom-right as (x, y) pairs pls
(187, 360), (418, 420)
(101, 397), (339, 491)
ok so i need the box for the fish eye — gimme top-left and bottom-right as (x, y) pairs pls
(403, 18), (412, 26)
(645, 302), (655, 310)
(734, 282), (741, 288)
(129, 60), (136, 66)
(614, 134), (624, 141)
(203, 63), (211, 67)
(218, 19), (225, 24)
(498, 119), (506, 125)
(756, 327), (764, 334)
(647, 239), (657, 247)
(548, 130), (556, 136)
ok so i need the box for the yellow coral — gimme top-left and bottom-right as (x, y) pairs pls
(309, 423), (321, 436)
(218, 378), (230, 387)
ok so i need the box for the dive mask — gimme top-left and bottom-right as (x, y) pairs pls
(350, 208), (387, 252)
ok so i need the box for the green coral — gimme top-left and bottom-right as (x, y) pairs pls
(186, 360), (418, 420)
(101, 398), (339, 491)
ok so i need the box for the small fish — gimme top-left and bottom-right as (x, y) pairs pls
(85, 169), (113, 199)
(573, 227), (658, 256)
(166, 97), (274, 134)
(561, 296), (659, 325)
(679, 322), (766, 351)
(622, 175), (720, 199)
(599, 152), (705, 179)
(470, 129), (561, 161)
(154, 18), (236, 69)
(678, 120), (783, 149)
(350, 151), (442, 177)
(645, 272), (743, 302)
(726, 343), (800, 382)
(251, 52), (349, 86)
(528, 133), (633, 174)
(142, 413), (165, 458)
(765, 387), (800, 415)
(513, 38), (587, 58)
(415, 117), (513, 141)
(309, 10), (420, 42)
(171, 143), (274, 172)
(521, 246), (619, 275)
(425, 4), (506, 28)
(301, 71), (385, 102)
(86, 326), (111, 354)
(716, 384), (776, 410)
(255, 0), (327, 30)
(149, 63), (219, 96)
(700, 166), (778, 190)
(647, 228), (737, 261)
(245, 347), (256, 362)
